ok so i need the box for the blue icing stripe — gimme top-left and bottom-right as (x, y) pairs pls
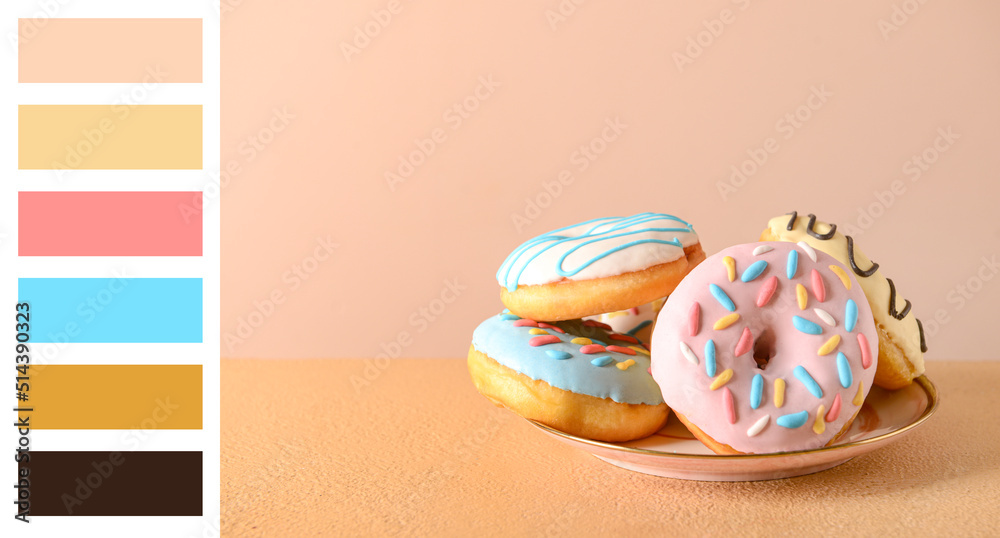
(787, 249), (799, 279)
(546, 350), (572, 360)
(709, 283), (735, 312)
(750, 373), (763, 409)
(793, 365), (823, 398)
(741, 260), (768, 282)
(777, 411), (809, 428)
(500, 313), (520, 321)
(590, 355), (613, 367)
(845, 299), (858, 332)
(470, 313), (662, 405)
(626, 320), (652, 336)
(836, 352), (853, 388)
(792, 315), (822, 335)
(496, 213), (694, 291)
(704, 339), (717, 377)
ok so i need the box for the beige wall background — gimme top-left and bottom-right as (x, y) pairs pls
(221, 1), (1000, 360)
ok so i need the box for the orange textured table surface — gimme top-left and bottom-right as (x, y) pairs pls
(222, 359), (999, 536)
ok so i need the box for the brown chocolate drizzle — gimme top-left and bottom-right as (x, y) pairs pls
(786, 211), (797, 231)
(846, 235), (879, 277)
(887, 278), (912, 320)
(806, 214), (837, 240)
(916, 318), (928, 352)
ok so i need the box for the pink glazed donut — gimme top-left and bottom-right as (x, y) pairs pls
(651, 242), (879, 454)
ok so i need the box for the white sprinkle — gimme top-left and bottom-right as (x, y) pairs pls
(814, 308), (837, 327)
(752, 245), (773, 256)
(747, 415), (770, 437)
(679, 341), (699, 365)
(797, 241), (818, 262)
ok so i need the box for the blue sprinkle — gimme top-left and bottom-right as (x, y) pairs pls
(590, 355), (614, 367)
(792, 315), (823, 335)
(500, 313), (520, 321)
(704, 339), (717, 377)
(777, 410), (809, 428)
(741, 260), (768, 282)
(709, 283), (736, 312)
(591, 339), (606, 346)
(787, 250), (799, 279)
(837, 352), (853, 388)
(627, 320), (652, 336)
(545, 350), (572, 360)
(845, 299), (858, 332)
(750, 373), (763, 409)
(793, 365), (824, 398)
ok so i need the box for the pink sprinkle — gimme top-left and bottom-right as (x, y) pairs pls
(688, 302), (701, 337)
(607, 345), (636, 355)
(529, 335), (560, 347)
(583, 320), (612, 330)
(609, 333), (639, 344)
(811, 269), (826, 302)
(756, 275), (778, 307)
(825, 394), (842, 422)
(580, 344), (606, 354)
(513, 319), (538, 328)
(537, 322), (564, 333)
(722, 387), (736, 424)
(629, 307), (640, 315)
(858, 333), (873, 369)
(647, 368), (652, 375)
(734, 327), (754, 357)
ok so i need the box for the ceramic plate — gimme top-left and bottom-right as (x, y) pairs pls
(529, 375), (938, 481)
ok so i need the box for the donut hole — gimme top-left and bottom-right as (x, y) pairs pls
(753, 328), (776, 370)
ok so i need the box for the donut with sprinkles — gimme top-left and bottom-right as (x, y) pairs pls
(650, 242), (879, 454)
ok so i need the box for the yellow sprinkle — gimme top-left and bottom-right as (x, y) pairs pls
(853, 380), (865, 406)
(616, 359), (636, 371)
(709, 369), (734, 390)
(713, 313), (740, 330)
(652, 297), (666, 311)
(724, 256), (736, 282)
(529, 328), (548, 335)
(570, 337), (592, 345)
(818, 334), (841, 356)
(629, 345), (650, 356)
(606, 311), (627, 319)
(796, 283), (808, 310)
(813, 405), (826, 434)
(774, 378), (786, 408)
(829, 265), (852, 290)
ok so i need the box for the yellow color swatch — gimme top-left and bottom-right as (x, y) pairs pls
(18, 105), (202, 170)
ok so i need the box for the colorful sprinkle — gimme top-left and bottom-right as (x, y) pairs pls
(818, 334), (841, 356)
(710, 283), (736, 312)
(756, 276), (778, 307)
(545, 350), (572, 360)
(709, 369), (734, 391)
(830, 265), (852, 290)
(836, 352), (853, 388)
(722, 387), (736, 424)
(750, 373), (763, 409)
(513, 319), (538, 327)
(500, 313), (520, 321)
(814, 308), (836, 327)
(826, 394), (842, 422)
(704, 339), (717, 377)
(796, 283), (808, 310)
(858, 333), (873, 369)
(679, 341), (699, 365)
(741, 260), (768, 282)
(688, 302), (701, 337)
(845, 299), (858, 332)
(571, 337), (592, 345)
(787, 250), (799, 279)
(797, 241), (818, 262)
(713, 313), (740, 330)
(627, 320), (652, 336)
(753, 245), (773, 256)
(747, 415), (769, 437)
(528, 328), (549, 335)
(793, 365), (824, 398)
(734, 327), (754, 357)
(590, 355), (614, 367)
(792, 315), (822, 335)
(607, 345), (636, 355)
(629, 345), (650, 356)
(538, 322), (565, 333)
(616, 359), (636, 371)
(853, 380), (865, 406)
(580, 344), (606, 354)
(813, 405), (826, 434)
(583, 320), (612, 330)
(811, 269), (826, 302)
(724, 256), (737, 282)
(529, 335), (560, 347)
(774, 378), (786, 408)
(609, 334), (639, 344)
(591, 339), (607, 346)
(777, 411), (809, 429)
